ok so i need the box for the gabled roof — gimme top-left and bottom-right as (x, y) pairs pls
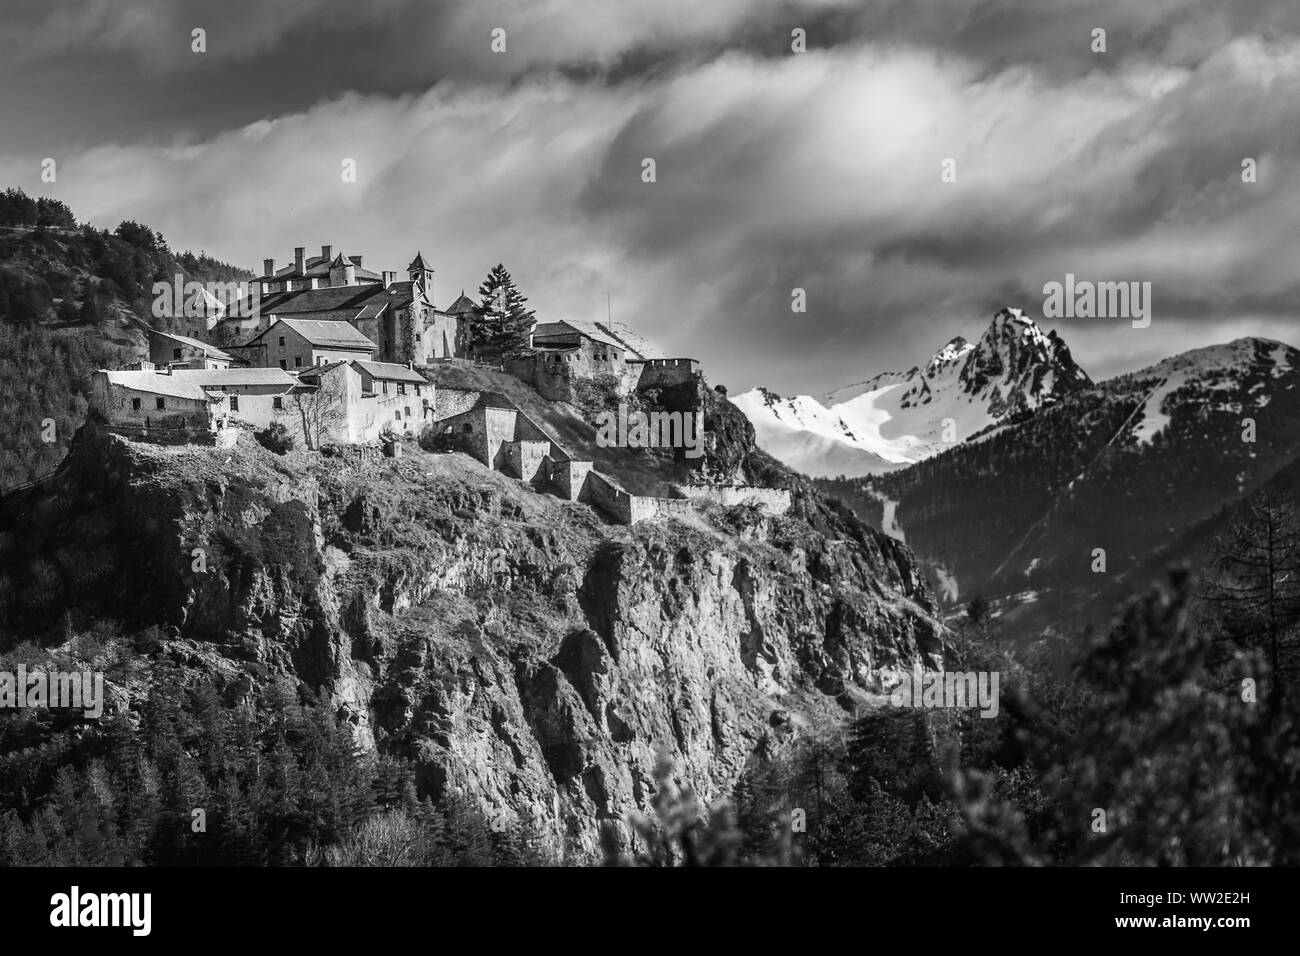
(250, 317), (376, 351)
(532, 320), (626, 351)
(102, 370), (209, 401)
(261, 253), (381, 283)
(593, 321), (665, 360)
(407, 252), (432, 273)
(351, 360), (427, 384)
(299, 360), (350, 377)
(254, 280), (416, 318)
(148, 328), (234, 361)
(169, 367), (300, 390)
(477, 391), (521, 411)
(185, 287), (226, 311)
(446, 291), (477, 314)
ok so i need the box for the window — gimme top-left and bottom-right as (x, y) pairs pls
(381, 382), (388, 395)
(397, 383), (406, 395)
(295, 356), (303, 368)
(230, 395), (239, 412)
(463, 423), (472, 433)
(131, 398), (141, 411)
(414, 385), (421, 397)
(172, 348), (182, 359)
(394, 410), (401, 420)
(278, 336), (285, 346)
(273, 397), (283, 410)
(156, 397), (166, 410)
(404, 407), (411, 418)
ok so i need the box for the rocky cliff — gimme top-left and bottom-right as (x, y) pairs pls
(0, 421), (944, 858)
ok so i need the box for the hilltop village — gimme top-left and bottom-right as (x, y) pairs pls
(89, 244), (790, 524)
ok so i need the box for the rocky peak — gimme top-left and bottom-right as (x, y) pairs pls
(925, 336), (973, 377)
(958, 307), (1092, 410)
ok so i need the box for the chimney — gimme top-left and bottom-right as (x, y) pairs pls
(382, 270), (396, 286)
(294, 247), (305, 275)
(321, 244), (332, 261)
(263, 258), (275, 277)
(348, 255), (363, 268)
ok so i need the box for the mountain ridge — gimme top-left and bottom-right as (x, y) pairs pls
(733, 308), (1092, 478)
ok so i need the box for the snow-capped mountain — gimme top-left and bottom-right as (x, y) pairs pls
(862, 335), (1300, 639)
(732, 308), (1091, 477)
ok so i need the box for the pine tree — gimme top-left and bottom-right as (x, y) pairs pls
(1199, 490), (1300, 698)
(472, 263), (536, 359)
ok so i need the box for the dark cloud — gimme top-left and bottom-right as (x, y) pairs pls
(1, 0), (1298, 394)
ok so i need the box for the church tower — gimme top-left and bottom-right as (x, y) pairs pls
(407, 252), (434, 303)
(404, 252), (434, 366)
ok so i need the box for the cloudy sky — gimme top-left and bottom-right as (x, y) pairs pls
(2, 0), (1299, 394)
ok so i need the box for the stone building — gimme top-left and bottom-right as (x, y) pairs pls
(428, 390), (739, 524)
(90, 367), (300, 437)
(216, 246), (466, 364)
(233, 317), (377, 370)
(147, 328), (235, 370)
(293, 359), (433, 444)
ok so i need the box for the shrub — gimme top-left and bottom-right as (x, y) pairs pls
(254, 421), (295, 454)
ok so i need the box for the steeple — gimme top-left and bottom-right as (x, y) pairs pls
(406, 252), (434, 303)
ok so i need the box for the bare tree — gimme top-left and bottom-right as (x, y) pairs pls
(292, 370), (348, 450)
(1199, 488), (1300, 699)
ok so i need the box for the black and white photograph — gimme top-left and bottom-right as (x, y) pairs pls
(0, 0), (1295, 934)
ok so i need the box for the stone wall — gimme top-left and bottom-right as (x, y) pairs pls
(669, 483), (792, 516)
(505, 440), (551, 484)
(431, 388), (480, 422)
(550, 458), (593, 501)
(506, 353), (572, 402)
(628, 495), (695, 524)
(634, 358), (700, 393)
(320, 442), (384, 467)
(583, 471), (695, 524)
(582, 471), (635, 522)
(484, 407), (520, 470)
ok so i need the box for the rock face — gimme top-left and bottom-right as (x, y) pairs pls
(0, 421), (944, 859)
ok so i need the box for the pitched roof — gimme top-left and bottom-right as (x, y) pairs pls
(351, 360), (427, 384)
(475, 391), (517, 410)
(148, 328), (233, 361)
(102, 370), (209, 401)
(594, 321), (665, 360)
(256, 280), (415, 317)
(407, 252), (432, 273)
(446, 291), (477, 314)
(263, 317), (376, 350)
(262, 253), (381, 283)
(299, 360), (350, 377)
(185, 287), (226, 311)
(169, 368), (300, 390)
(532, 320), (626, 351)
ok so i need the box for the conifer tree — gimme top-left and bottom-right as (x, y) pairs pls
(471, 263), (536, 359)
(1200, 490), (1300, 698)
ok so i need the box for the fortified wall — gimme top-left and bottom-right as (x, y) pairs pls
(668, 483), (792, 516)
